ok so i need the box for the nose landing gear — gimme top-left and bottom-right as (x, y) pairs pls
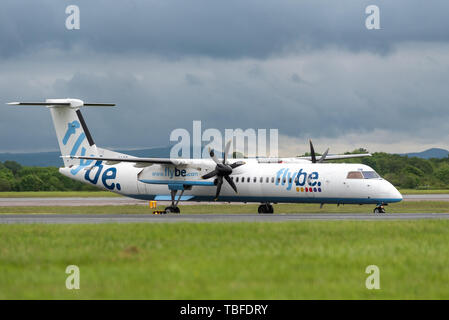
(373, 204), (386, 214)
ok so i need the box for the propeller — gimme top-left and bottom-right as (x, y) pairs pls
(201, 140), (245, 200)
(309, 140), (330, 163)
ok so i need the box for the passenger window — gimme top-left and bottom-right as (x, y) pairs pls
(289, 178), (292, 184)
(253, 177), (257, 183)
(282, 178), (286, 184)
(266, 177), (269, 183)
(247, 177), (250, 183)
(347, 171), (363, 179)
(236, 177), (239, 183)
(277, 178), (280, 183)
(260, 177), (263, 183)
(272, 177), (275, 183)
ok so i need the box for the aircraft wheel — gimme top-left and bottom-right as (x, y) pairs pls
(373, 206), (386, 214)
(165, 206), (180, 214)
(258, 204), (273, 214)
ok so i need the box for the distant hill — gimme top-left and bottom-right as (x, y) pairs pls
(401, 148), (449, 159)
(0, 147), (172, 167)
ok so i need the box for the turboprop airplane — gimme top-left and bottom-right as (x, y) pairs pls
(7, 98), (402, 214)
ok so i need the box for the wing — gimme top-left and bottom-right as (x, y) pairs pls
(296, 153), (372, 161)
(64, 155), (214, 168)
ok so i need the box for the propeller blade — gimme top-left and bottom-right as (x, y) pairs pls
(224, 175), (238, 193)
(309, 140), (317, 163)
(201, 169), (218, 179)
(318, 148), (330, 163)
(214, 176), (223, 200)
(223, 139), (232, 164)
(209, 147), (221, 165)
(229, 161), (245, 169)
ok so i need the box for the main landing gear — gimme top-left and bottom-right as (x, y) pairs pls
(373, 204), (386, 214)
(164, 189), (183, 214)
(258, 203), (274, 214)
(164, 206), (180, 214)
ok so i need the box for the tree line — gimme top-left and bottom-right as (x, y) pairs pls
(1, 151), (449, 191)
(0, 161), (96, 192)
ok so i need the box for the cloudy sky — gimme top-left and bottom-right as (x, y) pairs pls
(1, 0), (449, 156)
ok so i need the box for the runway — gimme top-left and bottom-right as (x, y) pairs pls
(0, 197), (147, 207)
(1, 213), (449, 224)
(0, 194), (448, 207)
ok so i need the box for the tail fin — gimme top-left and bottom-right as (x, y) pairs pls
(7, 98), (115, 167)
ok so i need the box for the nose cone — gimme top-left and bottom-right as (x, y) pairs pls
(388, 183), (403, 203)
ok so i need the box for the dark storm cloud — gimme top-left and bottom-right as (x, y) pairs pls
(1, 1), (449, 153)
(1, 0), (449, 59)
(1, 47), (449, 153)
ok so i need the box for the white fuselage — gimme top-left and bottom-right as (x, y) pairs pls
(60, 159), (402, 205)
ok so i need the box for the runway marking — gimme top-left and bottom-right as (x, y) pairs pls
(1, 213), (449, 224)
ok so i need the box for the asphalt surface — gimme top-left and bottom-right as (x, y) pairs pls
(1, 194), (448, 207)
(402, 194), (449, 201)
(1, 213), (449, 224)
(0, 197), (147, 207)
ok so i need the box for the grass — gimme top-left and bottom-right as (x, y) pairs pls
(1, 201), (449, 214)
(0, 221), (448, 299)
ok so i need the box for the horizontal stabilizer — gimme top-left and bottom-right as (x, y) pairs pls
(7, 99), (115, 108)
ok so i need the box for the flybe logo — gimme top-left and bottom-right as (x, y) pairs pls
(276, 168), (322, 193)
(152, 167), (199, 178)
(84, 161), (121, 191)
(63, 120), (121, 191)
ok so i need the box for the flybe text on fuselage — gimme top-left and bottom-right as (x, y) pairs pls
(154, 167), (199, 178)
(275, 168), (322, 192)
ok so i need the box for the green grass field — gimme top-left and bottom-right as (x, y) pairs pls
(1, 192), (448, 299)
(1, 221), (448, 299)
(1, 201), (449, 214)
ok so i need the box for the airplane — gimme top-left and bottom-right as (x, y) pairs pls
(7, 98), (402, 214)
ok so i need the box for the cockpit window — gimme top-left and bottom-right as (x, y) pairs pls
(347, 171), (363, 179)
(347, 171), (380, 179)
(361, 171), (380, 179)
